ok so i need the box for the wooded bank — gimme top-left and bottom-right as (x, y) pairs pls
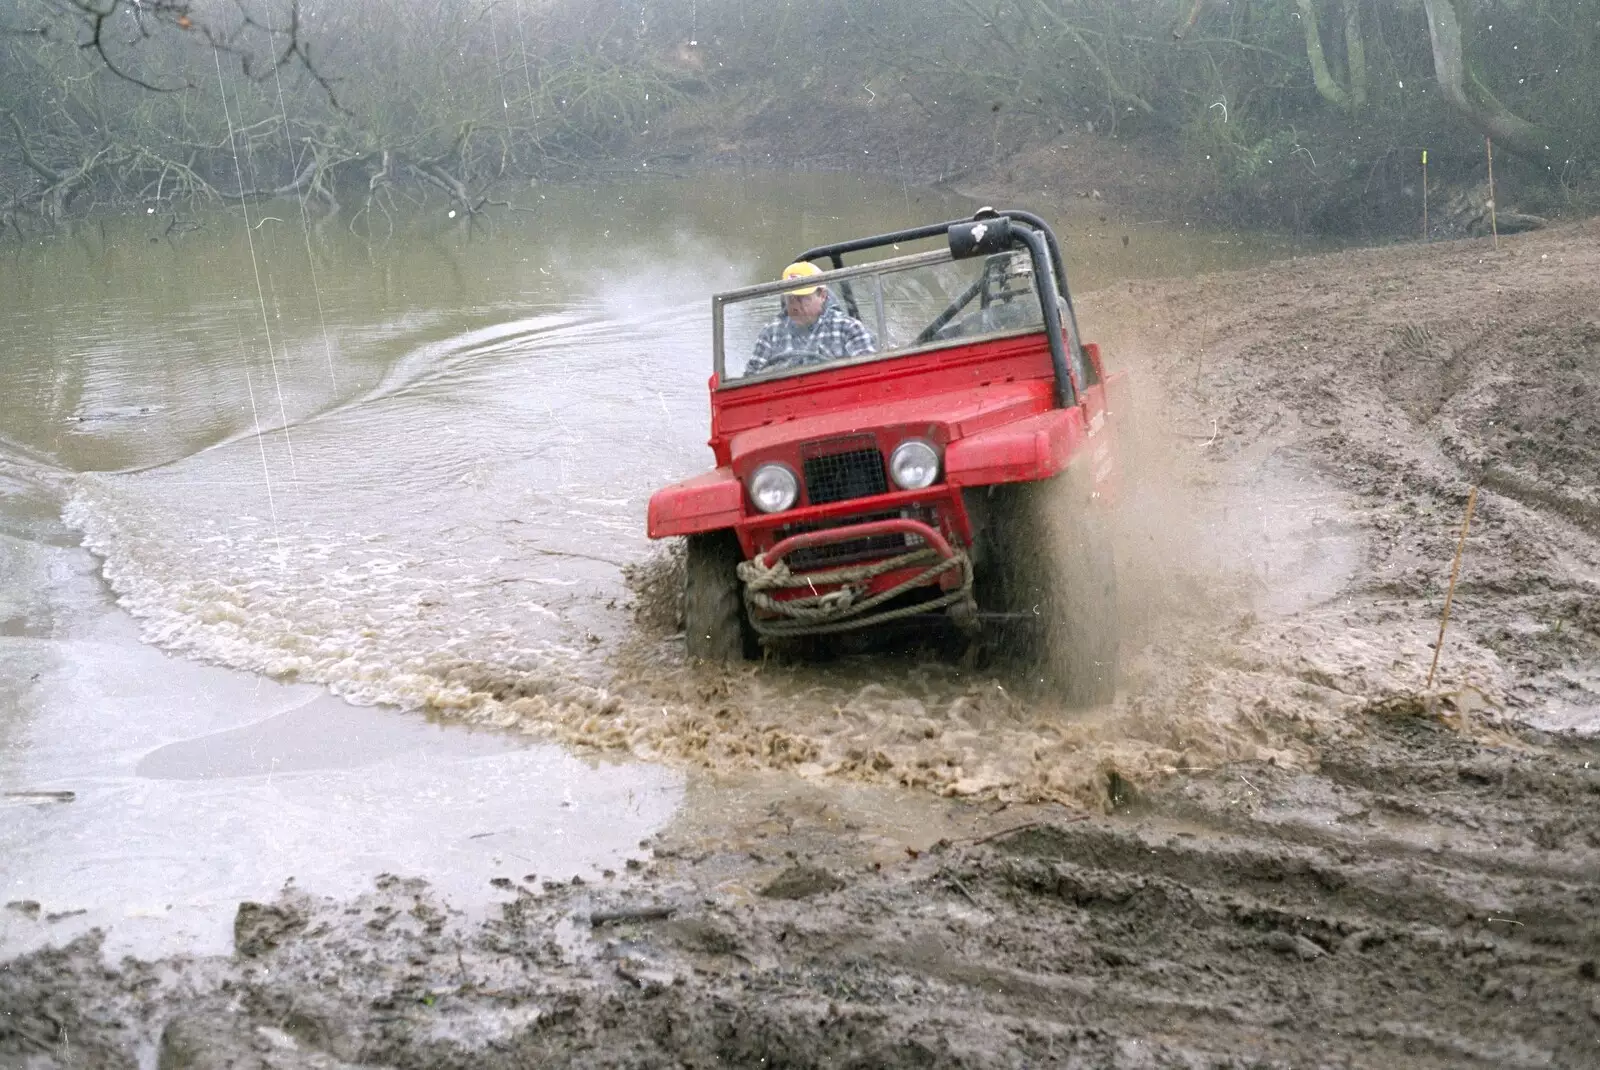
(0, 0), (1593, 236)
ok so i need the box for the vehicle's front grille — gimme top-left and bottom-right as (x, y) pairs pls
(803, 448), (887, 505)
(776, 506), (936, 571)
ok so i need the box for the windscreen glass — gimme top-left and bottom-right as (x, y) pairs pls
(721, 250), (1044, 381)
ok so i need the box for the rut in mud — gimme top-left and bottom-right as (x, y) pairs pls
(5, 223), (1600, 1068)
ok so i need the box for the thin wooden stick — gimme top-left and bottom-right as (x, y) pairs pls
(962, 814), (1091, 849)
(1421, 149), (1429, 241)
(1427, 486), (1479, 689)
(1486, 138), (1499, 248)
(589, 905), (677, 927)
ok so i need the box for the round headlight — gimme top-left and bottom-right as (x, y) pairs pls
(889, 438), (941, 490)
(748, 463), (800, 513)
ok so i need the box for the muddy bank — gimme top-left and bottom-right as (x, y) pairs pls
(5, 712), (1599, 1069)
(658, 90), (1245, 236)
(1081, 218), (1600, 724)
(6, 217), (1600, 1068)
(654, 84), (1567, 242)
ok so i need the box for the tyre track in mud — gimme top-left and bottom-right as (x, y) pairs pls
(6, 224), (1600, 1068)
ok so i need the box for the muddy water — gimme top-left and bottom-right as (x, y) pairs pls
(0, 174), (1324, 959)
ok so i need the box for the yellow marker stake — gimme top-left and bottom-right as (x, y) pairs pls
(1422, 150), (1429, 242)
(1427, 486), (1479, 691)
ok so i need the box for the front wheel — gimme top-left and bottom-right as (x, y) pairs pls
(684, 531), (758, 663)
(978, 476), (1119, 706)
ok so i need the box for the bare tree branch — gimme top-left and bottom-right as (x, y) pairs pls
(2, 108), (64, 183)
(71, 2), (189, 92)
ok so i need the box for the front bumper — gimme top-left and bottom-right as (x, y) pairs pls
(734, 490), (975, 637)
(738, 486), (970, 563)
(757, 517), (956, 569)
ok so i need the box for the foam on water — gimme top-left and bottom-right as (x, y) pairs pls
(63, 302), (711, 723)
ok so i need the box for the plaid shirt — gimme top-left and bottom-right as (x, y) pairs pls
(746, 299), (876, 375)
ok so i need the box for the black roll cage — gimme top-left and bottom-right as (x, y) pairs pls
(798, 209), (1086, 409)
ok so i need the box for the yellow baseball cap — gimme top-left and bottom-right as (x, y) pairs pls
(781, 261), (824, 296)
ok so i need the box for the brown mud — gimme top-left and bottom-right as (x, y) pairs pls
(5, 221), (1600, 1066)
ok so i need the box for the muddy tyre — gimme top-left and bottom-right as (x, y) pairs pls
(981, 475), (1118, 706)
(684, 531), (758, 662)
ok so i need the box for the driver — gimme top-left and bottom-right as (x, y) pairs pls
(746, 261), (875, 376)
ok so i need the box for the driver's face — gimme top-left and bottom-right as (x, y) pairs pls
(784, 289), (827, 327)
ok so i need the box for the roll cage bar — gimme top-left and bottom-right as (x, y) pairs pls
(797, 208), (1085, 409)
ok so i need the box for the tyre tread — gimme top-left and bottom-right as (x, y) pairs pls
(684, 531), (756, 662)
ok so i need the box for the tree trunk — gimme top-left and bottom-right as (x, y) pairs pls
(1344, 1), (1366, 107)
(1420, 0), (1549, 156)
(1297, 0), (1350, 108)
(1296, 0), (1365, 109)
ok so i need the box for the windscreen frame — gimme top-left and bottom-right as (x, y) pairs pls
(713, 246), (1049, 388)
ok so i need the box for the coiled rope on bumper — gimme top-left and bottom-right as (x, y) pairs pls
(736, 546), (973, 637)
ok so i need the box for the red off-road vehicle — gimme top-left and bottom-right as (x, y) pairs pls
(648, 209), (1124, 704)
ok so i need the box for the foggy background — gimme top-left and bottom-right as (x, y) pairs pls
(1, 0), (1594, 237)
